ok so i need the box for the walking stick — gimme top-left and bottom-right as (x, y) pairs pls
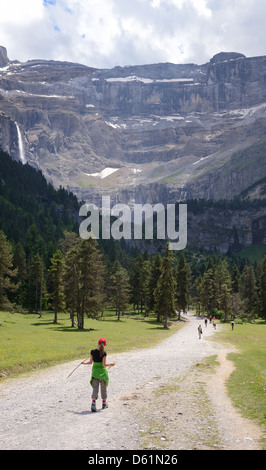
(67, 355), (91, 379)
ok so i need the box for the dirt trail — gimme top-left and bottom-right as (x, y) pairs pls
(0, 313), (263, 450)
(206, 351), (263, 450)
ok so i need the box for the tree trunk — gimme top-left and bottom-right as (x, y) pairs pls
(53, 307), (58, 324)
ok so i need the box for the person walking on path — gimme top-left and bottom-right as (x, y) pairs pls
(205, 318), (208, 327)
(198, 325), (203, 339)
(231, 321), (235, 330)
(82, 337), (115, 412)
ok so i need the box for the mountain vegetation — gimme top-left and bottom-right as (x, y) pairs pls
(0, 148), (265, 327)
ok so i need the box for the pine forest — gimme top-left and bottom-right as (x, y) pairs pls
(0, 148), (265, 329)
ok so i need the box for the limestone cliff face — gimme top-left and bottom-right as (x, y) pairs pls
(0, 47), (9, 67)
(187, 206), (266, 254)
(0, 48), (266, 213)
(91, 53), (266, 116)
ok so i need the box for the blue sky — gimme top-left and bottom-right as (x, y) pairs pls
(0, 0), (266, 68)
(43, 0), (56, 5)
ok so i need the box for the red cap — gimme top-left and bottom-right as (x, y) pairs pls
(98, 337), (107, 346)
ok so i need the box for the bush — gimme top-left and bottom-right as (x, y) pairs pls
(210, 308), (224, 320)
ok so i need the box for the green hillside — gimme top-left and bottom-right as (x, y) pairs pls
(0, 148), (80, 262)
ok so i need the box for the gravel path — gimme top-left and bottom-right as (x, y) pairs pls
(0, 313), (263, 450)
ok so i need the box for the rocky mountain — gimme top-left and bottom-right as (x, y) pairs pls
(0, 46), (266, 205)
(0, 46), (266, 253)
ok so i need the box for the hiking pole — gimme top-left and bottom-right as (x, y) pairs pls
(67, 355), (91, 379)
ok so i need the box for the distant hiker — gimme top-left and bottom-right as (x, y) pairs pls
(213, 321), (216, 330)
(231, 321), (235, 330)
(205, 318), (208, 327)
(209, 315), (212, 324)
(198, 325), (203, 339)
(82, 337), (115, 412)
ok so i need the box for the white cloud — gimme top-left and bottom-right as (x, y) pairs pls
(0, 0), (44, 24)
(151, 0), (162, 7)
(0, 0), (265, 68)
(191, 0), (212, 18)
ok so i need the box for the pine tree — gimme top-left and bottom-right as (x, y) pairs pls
(216, 260), (232, 321)
(59, 231), (79, 255)
(258, 256), (266, 318)
(25, 253), (46, 315)
(24, 223), (43, 258)
(48, 250), (65, 323)
(109, 261), (131, 320)
(194, 275), (203, 315)
(231, 292), (244, 319)
(148, 253), (162, 317)
(176, 253), (190, 319)
(78, 239), (105, 327)
(231, 264), (240, 293)
(154, 243), (176, 328)
(200, 266), (216, 314)
(139, 259), (151, 316)
(241, 265), (257, 316)
(11, 242), (27, 305)
(64, 239), (105, 329)
(129, 253), (143, 314)
(64, 246), (79, 327)
(0, 230), (19, 307)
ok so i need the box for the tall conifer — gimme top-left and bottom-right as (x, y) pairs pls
(176, 253), (190, 319)
(0, 230), (19, 307)
(154, 243), (176, 328)
(49, 249), (65, 324)
(109, 261), (131, 320)
(64, 238), (105, 329)
(258, 256), (266, 318)
(242, 265), (257, 315)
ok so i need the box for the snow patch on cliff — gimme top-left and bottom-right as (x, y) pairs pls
(85, 168), (120, 179)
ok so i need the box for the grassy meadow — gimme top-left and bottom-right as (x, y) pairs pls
(0, 308), (182, 378)
(214, 321), (266, 435)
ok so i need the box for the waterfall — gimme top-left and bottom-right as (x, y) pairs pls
(15, 122), (26, 164)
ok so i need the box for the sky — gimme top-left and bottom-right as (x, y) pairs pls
(0, 0), (266, 69)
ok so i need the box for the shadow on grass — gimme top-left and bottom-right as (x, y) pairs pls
(31, 321), (99, 333)
(52, 326), (99, 333)
(100, 316), (164, 327)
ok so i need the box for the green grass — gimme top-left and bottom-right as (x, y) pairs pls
(215, 321), (266, 436)
(78, 179), (97, 188)
(159, 170), (184, 184)
(237, 244), (266, 263)
(0, 309), (182, 378)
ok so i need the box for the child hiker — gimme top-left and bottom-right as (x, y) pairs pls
(82, 337), (115, 412)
